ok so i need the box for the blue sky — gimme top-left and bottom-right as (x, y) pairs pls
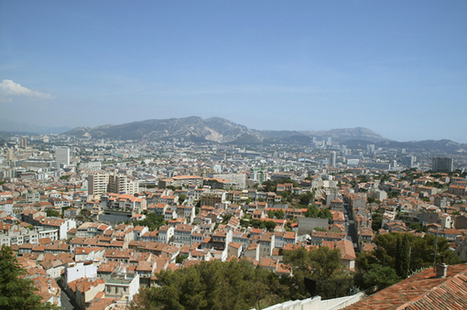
(1, 1), (466, 142)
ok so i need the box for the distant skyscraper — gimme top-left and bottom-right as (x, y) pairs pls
(6, 148), (14, 161)
(401, 156), (415, 167)
(330, 151), (337, 167)
(432, 157), (453, 172)
(55, 146), (70, 167)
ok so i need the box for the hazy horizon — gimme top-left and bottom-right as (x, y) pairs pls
(1, 1), (466, 142)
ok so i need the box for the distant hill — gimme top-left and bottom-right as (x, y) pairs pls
(376, 139), (467, 154)
(65, 116), (387, 144)
(63, 116), (467, 153)
(66, 116), (256, 143)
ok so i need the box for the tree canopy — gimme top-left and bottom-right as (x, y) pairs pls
(131, 247), (356, 310)
(356, 232), (465, 290)
(130, 259), (284, 310)
(135, 213), (166, 231)
(305, 206), (332, 223)
(45, 209), (60, 217)
(282, 246), (354, 300)
(268, 209), (285, 219)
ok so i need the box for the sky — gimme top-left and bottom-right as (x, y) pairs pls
(1, 1), (466, 142)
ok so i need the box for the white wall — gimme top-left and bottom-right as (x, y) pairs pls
(66, 262), (97, 283)
(128, 274), (140, 301)
(254, 292), (365, 310)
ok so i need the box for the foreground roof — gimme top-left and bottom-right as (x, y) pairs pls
(343, 264), (467, 310)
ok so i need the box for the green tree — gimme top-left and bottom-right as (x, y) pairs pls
(355, 252), (378, 272)
(283, 246), (352, 300)
(305, 205), (319, 218)
(176, 255), (188, 264)
(268, 209), (285, 219)
(371, 213), (383, 231)
(264, 220), (277, 232)
(318, 209), (332, 223)
(409, 222), (422, 232)
(178, 194), (186, 204)
(298, 192), (314, 206)
(371, 233), (463, 273)
(135, 213), (166, 231)
(394, 234), (410, 279)
(314, 227), (327, 232)
(363, 264), (400, 290)
(45, 209), (60, 217)
(0, 245), (58, 310)
(130, 259), (281, 310)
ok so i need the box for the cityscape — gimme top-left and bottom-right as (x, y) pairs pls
(1, 1), (467, 310)
(1, 121), (467, 309)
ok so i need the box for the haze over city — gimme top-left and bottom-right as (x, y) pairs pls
(1, 1), (466, 142)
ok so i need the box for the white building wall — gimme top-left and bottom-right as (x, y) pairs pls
(66, 262), (98, 283)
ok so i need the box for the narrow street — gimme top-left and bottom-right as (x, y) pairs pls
(60, 289), (74, 310)
(344, 203), (360, 253)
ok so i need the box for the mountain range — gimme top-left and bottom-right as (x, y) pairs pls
(2, 116), (466, 153)
(65, 116), (387, 144)
(63, 116), (467, 153)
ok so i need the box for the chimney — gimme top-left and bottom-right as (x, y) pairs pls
(436, 263), (447, 278)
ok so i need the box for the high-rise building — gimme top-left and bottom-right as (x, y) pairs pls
(88, 173), (138, 195)
(108, 174), (139, 195)
(55, 146), (70, 167)
(401, 156), (415, 167)
(330, 151), (337, 167)
(88, 173), (109, 195)
(432, 157), (453, 172)
(6, 148), (14, 161)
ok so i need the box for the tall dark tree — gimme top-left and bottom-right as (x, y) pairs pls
(0, 245), (58, 310)
(394, 235), (402, 275)
(399, 234), (411, 279)
(394, 234), (410, 279)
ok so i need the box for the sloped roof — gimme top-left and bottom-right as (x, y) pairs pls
(343, 264), (467, 310)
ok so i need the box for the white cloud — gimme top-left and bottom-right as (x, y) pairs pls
(0, 79), (54, 100)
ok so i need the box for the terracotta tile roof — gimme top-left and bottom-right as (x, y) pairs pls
(335, 239), (356, 261)
(401, 270), (467, 310)
(136, 261), (153, 272)
(229, 242), (242, 249)
(87, 297), (116, 310)
(343, 264), (467, 310)
(98, 261), (119, 273)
